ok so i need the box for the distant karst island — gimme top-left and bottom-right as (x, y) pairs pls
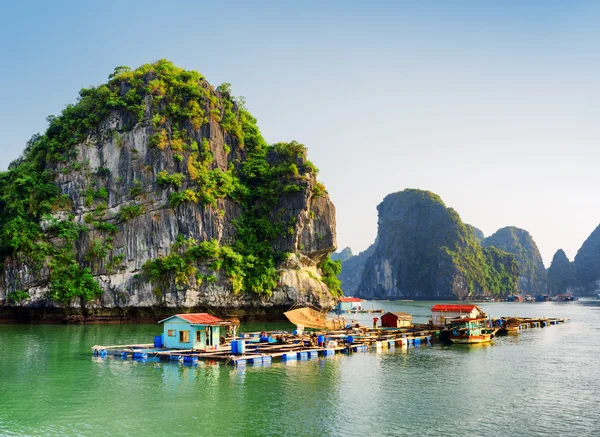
(336, 189), (600, 299)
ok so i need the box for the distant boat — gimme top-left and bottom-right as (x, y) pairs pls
(448, 317), (497, 344)
(555, 294), (578, 302)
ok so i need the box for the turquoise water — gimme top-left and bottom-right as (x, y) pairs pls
(1, 300), (599, 436)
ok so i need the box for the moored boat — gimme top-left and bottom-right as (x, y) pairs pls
(448, 317), (497, 344)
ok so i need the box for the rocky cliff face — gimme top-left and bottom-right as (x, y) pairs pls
(331, 247), (353, 262)
(337, 243), (376, 296)
(482, 227), (549, 295)
(547, 249), (574, 294)
(573, 224), (600, 295)
(0, 60), (339, 320)
(343, 189), (518, 299)
(467, 225), (485, 242)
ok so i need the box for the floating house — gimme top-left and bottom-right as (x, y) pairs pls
(381, 312), (413, 328)
(430, 304), (483, 328)
(336, 297), (362, 313)
(158, 313), (229, 350)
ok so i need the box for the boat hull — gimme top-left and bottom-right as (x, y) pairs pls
(449, 334), (493, 344)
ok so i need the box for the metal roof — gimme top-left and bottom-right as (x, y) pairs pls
(382, 312), (412, 320)
(158, 313), (224, 325)
(339, 297), (361, 302)
(430, 304), (481, 312)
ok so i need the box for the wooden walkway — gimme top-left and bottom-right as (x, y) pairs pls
(91, 317), (568, 366)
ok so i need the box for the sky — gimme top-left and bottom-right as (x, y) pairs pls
(1, 1), (599, 267)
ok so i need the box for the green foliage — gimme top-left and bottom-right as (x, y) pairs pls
(96, 166), (111, 177)
(156, 170), (185, 188)
(119, 204), (145, 221)
(7, 290), (29, 304)
(94, 222), (118, 234)
(143, 237), (275, 295)
(85, 237), (112, 261)
(319, 257), (343, 297)
(46, 262), (104, 304)
(128, 179), (143, 197)
(169, 189), (198, 208)
(312, 182), (327, 197)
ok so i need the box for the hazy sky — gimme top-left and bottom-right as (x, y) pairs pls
(1, 1), (599, 266)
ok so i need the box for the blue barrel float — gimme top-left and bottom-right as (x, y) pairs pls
(231, 340), (246, 355)
(282, 352), (297, 361)
(133, 352), (148, 360)
(346, 335), (354, 344)
(317, 335), (325, 347)
(154, 335), (163, 348)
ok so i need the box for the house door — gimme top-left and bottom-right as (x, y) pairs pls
(206, 327), (212, 346)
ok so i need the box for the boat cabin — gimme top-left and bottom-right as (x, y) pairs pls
(430, 304), (483, 328)
(381, 312), (412, 328)
(336, 297), (362, 313)
(449, 317), (487, 330)
(159, 313), (228, 350)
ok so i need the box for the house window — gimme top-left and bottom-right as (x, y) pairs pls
(179, 330), (190, 343)
(168, 330), (176, 337)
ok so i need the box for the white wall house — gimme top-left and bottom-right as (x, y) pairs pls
(430, 304), (483, 328)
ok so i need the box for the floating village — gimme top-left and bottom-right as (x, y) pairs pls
(92, 300), (569, 367)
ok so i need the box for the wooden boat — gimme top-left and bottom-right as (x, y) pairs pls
(448, 317), (497, 344)
(504, 317), (521, 333)
(284, 307), (346, 330)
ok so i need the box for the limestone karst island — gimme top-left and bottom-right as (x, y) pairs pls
(2, 3), (600, 434)
(1, 60), (341, 321)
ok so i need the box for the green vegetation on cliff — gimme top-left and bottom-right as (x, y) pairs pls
(437, 209), (519, 297)
(0, 60), (337, 303)
(482, 226), (549, 295)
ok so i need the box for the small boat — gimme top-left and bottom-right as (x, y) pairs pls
(555, 294), (578, 301)
(448, 317), (497, 344)
(502, 317), (521, 333)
